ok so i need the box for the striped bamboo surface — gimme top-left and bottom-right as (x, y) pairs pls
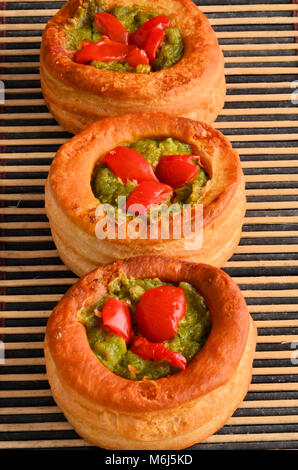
(1, 0), (298, 451)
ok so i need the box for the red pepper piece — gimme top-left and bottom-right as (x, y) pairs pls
(126, 181), (173, 215)
(131, 336), (187, 370)
(155, 155), (199, 189)
(130, 15), (171, 48)
(74, 39), (133, 64)
(94, 12), (129, 44)
(101, 297), (132, 344)
(103, 146), (157, 183)
(143, 27), (165, 64)
(135, 285), (186, 342)
(126, 47), (150, 67)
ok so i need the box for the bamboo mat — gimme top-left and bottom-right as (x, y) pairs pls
(1, 0), (298, 451)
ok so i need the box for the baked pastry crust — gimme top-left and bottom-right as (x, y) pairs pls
(40, 0), (226, 134)
(44, 255), (257, 450)
(45, 112), (246, 277)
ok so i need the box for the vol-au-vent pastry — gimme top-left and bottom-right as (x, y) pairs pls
(40, 0), (226, 134)
(45, 112), (246, 277)
(44, 256), (257, 450)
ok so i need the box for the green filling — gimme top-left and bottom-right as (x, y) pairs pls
(91, 60), (134, 73)
(92, 166), (137, 206)
(78, 273), (211, 380)
(90, 60), (151, 74)
(67, 24), (102, 50)
(130, 137), (192, 169)
(111, 5), (156, 33)
(92, 137), (209, 210)
(65, 0), (105, 50)
(174, 168), (209, 205)
(65, 0), (184, 73)
(153, 27), (184, 71)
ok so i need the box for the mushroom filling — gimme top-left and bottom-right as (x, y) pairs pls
(78, 272), (211, 380)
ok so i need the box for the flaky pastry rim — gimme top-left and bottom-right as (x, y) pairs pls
(40, 0), (224, 101)
(47, 112), (242, 244)
(45, 255), (250, 413)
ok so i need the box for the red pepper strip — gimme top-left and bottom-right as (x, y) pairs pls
(126, 181), (173, 215)
(101, 297), (132, 344)
(143, 27), (165, 64)
(135, 285), (186, 342)
(130, 15), (171, 48)
(103, 146), (157, 183)
(94, 12), (129, 44)
(74, 39), (134, 64)
(126, 47), (150, 67)
(155, 155), (199, 189)
(131, 336), (187, 370)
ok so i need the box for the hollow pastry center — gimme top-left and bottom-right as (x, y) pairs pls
(91, 137), (209, 215)
(78, 273), (211, 381)
(65, 0), (184, 73)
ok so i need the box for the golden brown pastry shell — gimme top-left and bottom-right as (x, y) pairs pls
(45, 112), (246, 277)
(40, 0), (226, 134)
(44, 256), (257, 450)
